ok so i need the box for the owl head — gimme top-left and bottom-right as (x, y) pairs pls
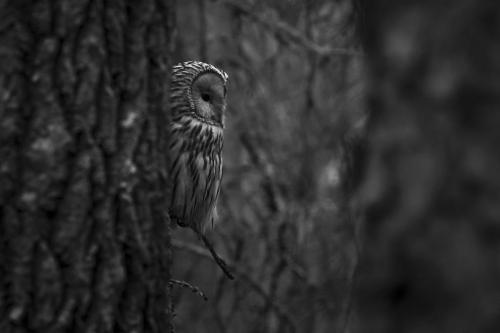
(171, 61), (228, 127)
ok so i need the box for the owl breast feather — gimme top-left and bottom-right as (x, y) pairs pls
(169, 116), (223, 234)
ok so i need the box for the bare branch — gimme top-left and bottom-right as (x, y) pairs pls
(220, 0), (363, 57)
(172, 239), (298, 332)
(201, 234), (235, 280)
(170, 279), (208, 301)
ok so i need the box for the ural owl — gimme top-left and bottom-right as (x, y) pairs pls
(169, 61), (228, 235)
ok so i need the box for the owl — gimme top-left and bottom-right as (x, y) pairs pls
(169, 61), (228, 236)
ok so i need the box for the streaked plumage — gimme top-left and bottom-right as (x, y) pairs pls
(169, 61), (228, 235)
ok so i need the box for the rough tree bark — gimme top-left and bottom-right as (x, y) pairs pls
(355, 1), (500, 332)
(0, 0), (174, 332)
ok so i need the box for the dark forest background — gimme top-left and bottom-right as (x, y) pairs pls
(172, 1), (361, 332)
(0, 0), (499, 332)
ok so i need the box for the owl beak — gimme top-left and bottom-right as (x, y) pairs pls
(213, 103), (225, 124)
(213, 108), (223, 123)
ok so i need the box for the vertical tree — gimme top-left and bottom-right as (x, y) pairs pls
(0, 0), (174, 331)
(355, 1), (500, 332)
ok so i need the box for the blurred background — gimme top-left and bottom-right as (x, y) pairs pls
(170, 0), (364, 332)
(1, 0), (497, 331)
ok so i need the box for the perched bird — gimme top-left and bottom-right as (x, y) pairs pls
(169, 61), (228, 236)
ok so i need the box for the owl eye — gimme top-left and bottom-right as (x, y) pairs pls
(201, 93), (211, 102)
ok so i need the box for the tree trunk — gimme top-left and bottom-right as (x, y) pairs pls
(0, 0), (174, 332)
(355, 1), (500, 332)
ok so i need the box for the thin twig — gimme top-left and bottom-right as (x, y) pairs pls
(201, 234), (235, 280)
(240, 133), (283, 213)
(170, 279), (208, 301)
(220, 0), (363, 57)
(170, 211), (234, 279)
(172, 239), (298, 332)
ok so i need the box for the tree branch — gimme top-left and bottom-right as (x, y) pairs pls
(172, 239), (298, 332)
(220, 0), (363, 57)
(170, 279), (208, 301)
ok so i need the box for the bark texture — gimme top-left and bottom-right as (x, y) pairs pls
(355, 1), (500, 332)
(0, 0), (174, 332)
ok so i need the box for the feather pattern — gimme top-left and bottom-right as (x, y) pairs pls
(169, 61), (227, 234)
